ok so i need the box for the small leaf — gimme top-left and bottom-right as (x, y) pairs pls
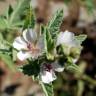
(45, 28), (54, 52)
(0, 17), (7, 30)
(48, 9), (64, 39)
(23, 6), (36, 29)
(65, 63), (81, 74)
(75, 34), (87, 44)
(9, 0), (31, 27)
(20, 60), (40, 77)
(12, 21), (24, 27)
(43, 27), (55, 60)
(40, 82), (54, 96)
(0, 53), (15, 72)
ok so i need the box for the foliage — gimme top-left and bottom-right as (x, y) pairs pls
(0, 0), (95, 96)
(0, 0), (31, 30)
(84, 0), (95, 14)
(40, 82), (54, 96)
(48, 10), (64, 39)
(75, 35), (87, 45)
(23, 6), (36, 29)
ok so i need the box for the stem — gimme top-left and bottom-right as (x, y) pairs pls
(82, 75), (96, 86)
(66, 64), (96, 86)
(39, 81), (48, 96)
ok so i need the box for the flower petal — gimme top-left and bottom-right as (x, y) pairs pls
(41, 71), (56, 84)
(52, 62), (64, 72)
(72, 58), (78, 63)
(37, 36), (44, 53)
(17, 51), (32, 61)
(13, 36), (27, 50)
(57, 30), (78, 47)
(23, 29), (37, 43)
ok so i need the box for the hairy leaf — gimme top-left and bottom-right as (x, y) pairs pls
(75, 34), (87, 44)
(19, 60), (40, 76)
(0, 0), (31, 30)
(9, 0), (31, 24)
(48, 10), (64, 39)
(23, 6), (36, 29)
(43, 27), (55, 60)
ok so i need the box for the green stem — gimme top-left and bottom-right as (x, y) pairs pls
(39, 81), (49, 96)
(66, 64), (96, 86)
(82, 75), (96, 86)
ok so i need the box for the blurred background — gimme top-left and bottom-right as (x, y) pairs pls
(0, 0), (96, 96)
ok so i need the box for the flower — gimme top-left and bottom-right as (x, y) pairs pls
(13, 28), (44, 61)
(40, 62), (64, 83)
(56, 30), (81, 63)
(57, 30), (79, 47)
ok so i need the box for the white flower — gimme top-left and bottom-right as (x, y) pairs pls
(57, 30), (79, 47)
(13, 29), (44, 61)
(40, 62), (64, 84)
(56, 30), (81, 63)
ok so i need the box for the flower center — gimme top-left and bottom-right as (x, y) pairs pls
(27, 43), (40, 53)
(44, 64), (52, 72)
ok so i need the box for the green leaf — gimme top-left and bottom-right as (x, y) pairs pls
(0, 33), (9, 50)
(23, 6), (36, 29)
(11, 21), (24, 27)
(19, 60), (40, 77)
(43, 27), (54, 53)
(9, 0), (31, 26)
(0, 0), (31, 30)
(75, 34), (87, 44)
(0, 17), (7, 30)
(0, 32), (3, 40)
(43, 27), (55, 60)
(0, 53), (15, 72)
(84, 0), (95, 14)
(48, 9), (64, 39)
(45, 28), (54, 52)
(40, 82), (54, 96)
(65, 63), (81, 74)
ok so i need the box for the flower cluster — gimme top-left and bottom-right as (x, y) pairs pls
(13, 29), (81, 83)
